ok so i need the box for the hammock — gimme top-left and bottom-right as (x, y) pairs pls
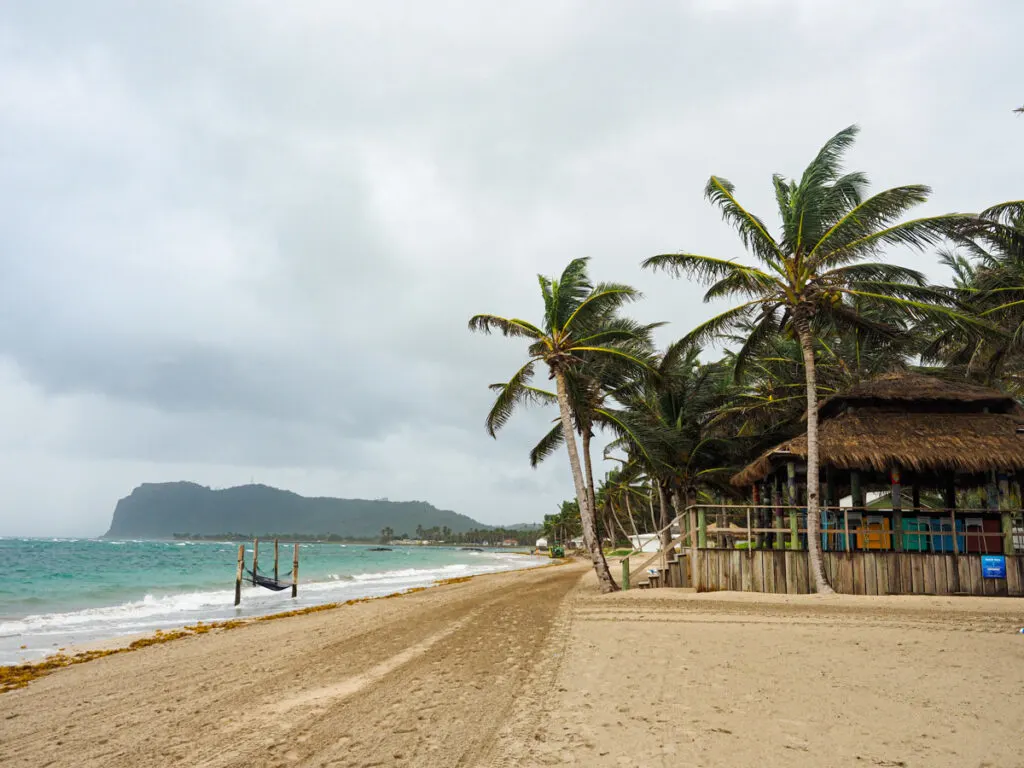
(247, 568), (294, 591)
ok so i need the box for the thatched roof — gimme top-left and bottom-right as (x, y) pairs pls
(818, 372), (1014, 419)
(732, 409), (1024, 486)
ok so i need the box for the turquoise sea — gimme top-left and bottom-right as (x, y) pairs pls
(0, 538), (544, 665)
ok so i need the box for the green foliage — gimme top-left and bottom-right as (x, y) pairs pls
(106, 482), (489, 540)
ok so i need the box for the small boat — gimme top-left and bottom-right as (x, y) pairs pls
(460, 547), (484, 552)
(368, 547), (392, 551)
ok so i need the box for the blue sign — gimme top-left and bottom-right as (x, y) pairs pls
(981, 555), (1007, 579)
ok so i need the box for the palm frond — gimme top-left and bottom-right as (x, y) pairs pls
(642, 252), (764, 285)
(468, 314), (545, 339)
(808, 185), (932, 264)
(825, 262), (927, 286)
(552, 258), (593, 330)
(563, 283), (642, 333)
(529, 423), (564, 468)
(678, 300), (764, 348)
(813, 214), (974, 270)
(703, 265), (783, 302)
(980, 200), (1024, 226)
(732, 307), (783, 381)
(704, 176), (785, 268)
(484, 359), (546, 437)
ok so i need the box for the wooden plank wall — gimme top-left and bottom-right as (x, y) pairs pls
(692, 549), (1024, 596)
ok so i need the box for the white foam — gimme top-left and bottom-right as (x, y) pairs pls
(0, 550), (547, 665)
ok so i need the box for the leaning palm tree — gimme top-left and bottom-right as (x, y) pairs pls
(469, 258), (650, 592)
(643, 125), (972, 593)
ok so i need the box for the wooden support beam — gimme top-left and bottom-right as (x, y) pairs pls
(999, 472), (1014, 555)
(253, 538), (259, 579)
(234, 544), (244, 606)
(787, 462), (801, 551)
(273, 538), (279, 582)
(621, 556), (630, 591)
(292, 543), (299, 598)
(851, 470), (864, 510)
(773, 477), (784, 551)
(944, 475), (959, 556)
(891, 466), (903, 553)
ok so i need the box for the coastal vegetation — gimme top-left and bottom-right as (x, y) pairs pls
(472, 125), (1023, 592)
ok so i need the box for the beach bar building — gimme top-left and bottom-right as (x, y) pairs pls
(647, 374), (1024, 596)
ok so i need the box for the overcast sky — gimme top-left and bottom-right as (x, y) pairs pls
(0, 1), (1021, 536)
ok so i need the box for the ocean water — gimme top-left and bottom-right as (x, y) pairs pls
(0, 538), (545, 665)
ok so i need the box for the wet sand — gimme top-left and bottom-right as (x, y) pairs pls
(3, 561), (1023, 767)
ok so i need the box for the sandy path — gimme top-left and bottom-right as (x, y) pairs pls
(499, 572), (1024, 767)
(1, 563), (586, 768)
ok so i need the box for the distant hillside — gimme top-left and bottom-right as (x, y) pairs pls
(102, 482), (489, 539)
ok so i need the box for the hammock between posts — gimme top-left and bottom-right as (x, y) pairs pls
(246, 568), (294, 592)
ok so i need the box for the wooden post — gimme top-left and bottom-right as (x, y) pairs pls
(987, 470), (999, 510)
(688, 501), (698, 585)
(851, 470), (863, 552)
(787, 462), (800, 550)
(945, 476), (959, 556)
(621, 556), (630, 591)
(824, 467), (836, 552)
(851, 470), (863, 508)
(891, 466), (903, 553)
(234, 544), (244, 606)
(274, 539), (279, 582)
(291, 543), (299, 598)
(697, 507), (707, 548)
(999, 472), (1014, 555)
(773, 477), (784, 551)
(746, 507), (752, 551)
(751, 485), (762, 549)
(253, 538), (259, 579)
(1002, 512), (1015, 556)
(844, 507), (851, 553)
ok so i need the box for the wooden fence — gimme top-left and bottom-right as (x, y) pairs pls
(692, 549), (1024, 597)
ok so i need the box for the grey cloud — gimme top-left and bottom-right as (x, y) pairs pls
(0, 1), (1021, 535)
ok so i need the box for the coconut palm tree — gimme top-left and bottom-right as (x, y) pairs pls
(643, 125), (972, 593)
(605, 341), (734, 547)
(469, 258), (651, 592)
(925, 202), (1024, 392)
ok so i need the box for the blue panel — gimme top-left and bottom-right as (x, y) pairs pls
(981, 555), (1007, 579)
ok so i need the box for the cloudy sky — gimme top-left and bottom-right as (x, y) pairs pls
(0, 1), (1021, 536)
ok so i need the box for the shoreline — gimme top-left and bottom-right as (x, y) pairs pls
(1, 542), (548, 666)
(0, 560), (564, 694)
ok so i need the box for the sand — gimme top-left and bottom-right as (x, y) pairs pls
(3, 561), (1023, 767)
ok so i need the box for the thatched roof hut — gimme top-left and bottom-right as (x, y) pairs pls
(732, 373), (1024, 487)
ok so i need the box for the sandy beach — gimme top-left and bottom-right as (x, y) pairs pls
(3, 561), (1024, 767)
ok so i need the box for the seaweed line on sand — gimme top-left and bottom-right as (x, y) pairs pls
(0, 559), (567, 694)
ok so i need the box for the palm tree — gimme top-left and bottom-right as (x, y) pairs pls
(643, 125), (972, 593)
(926, 202), (1024, 392)
(469, 258), (650, 592)
(606, 342), (733, 547)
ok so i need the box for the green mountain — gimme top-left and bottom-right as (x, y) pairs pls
(102, 482), (488, 539)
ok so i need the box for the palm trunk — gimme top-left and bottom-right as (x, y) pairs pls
(795, 317), (834, 594)
(554, 370), (618, 592)
(624, 492), (641, 547)
(610, 500), (632, 548)
(647, 490), (658, 534)
(656, 482), (672, 548)
(582, 427), (616, 582)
